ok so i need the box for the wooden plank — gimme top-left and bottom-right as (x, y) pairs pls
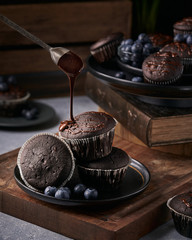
(1, 135), (192, 239)
(0, 1), (132, 46)
(0, 45), (89, 74)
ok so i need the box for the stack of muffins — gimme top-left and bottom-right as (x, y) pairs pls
(17, 111), (130, 193)
(58, 111), (130, 190)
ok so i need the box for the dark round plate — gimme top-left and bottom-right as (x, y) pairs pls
(87, 55), (192, 99)
(117, 58), (143, 76)
(14, 158), (150, 207)
(0, 101), (56, 128)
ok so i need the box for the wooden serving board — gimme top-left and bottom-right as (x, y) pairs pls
(1, 135), (192, 240)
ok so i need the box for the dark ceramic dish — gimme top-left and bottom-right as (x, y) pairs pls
(0, 101), (56, 128)
(14, 158), (150, 207)
(87, 56), (192, 99)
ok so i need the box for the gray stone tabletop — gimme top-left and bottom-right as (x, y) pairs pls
(0, 96), (187, 240)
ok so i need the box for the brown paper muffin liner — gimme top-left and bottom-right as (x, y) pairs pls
(182, 57), (192, 74)
(167, 197), (192, 238)
(78, 164), (129, 190)
(59, 127), (115, 161)
(17, 132), (75, 192)
(143, 69), (183, 85)
(91, 39), (122, 63)
(173, 29), (192, 36)
(0, 92), (30, 117)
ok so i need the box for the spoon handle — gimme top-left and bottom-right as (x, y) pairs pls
(0, 14), (51, 51)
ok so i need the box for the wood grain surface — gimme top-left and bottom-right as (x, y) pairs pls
(1, 135), (192, 240)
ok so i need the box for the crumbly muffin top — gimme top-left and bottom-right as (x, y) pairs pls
(160, 42), (192, 58)
(169, 192), (192, 217)
(142, 51), (183, 83)
(78, 147), (130, 170)
(18, 133), (74, 190)
(59, 111), (116, 139)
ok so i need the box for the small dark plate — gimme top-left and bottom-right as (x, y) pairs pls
(117, 58), (143, 76)
(0, 101), (56, 128)
(87, 55), (192, 99)
(14, 158), (150, 207)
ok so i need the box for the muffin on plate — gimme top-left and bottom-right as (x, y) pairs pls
(160, 42), (192, 73)
(167, 192), (192, 238)
(90, 32), (124, 63)
(0, 75), (30, 117)
(77, 147), (130, 190)
(173, 17), (192, 36)
(142, 51), (183, 85)
(58, 111), (117, 160)
(17, 133), (75, 191)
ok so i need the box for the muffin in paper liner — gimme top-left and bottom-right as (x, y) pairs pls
(0, 91), (30, 117)
(77, 147), (130, 190)
(58, 111), (117, 161)
(167, 195), (192, 238)
(142, 51), (184, 85)
(59, 126), (115, 161)
(90, 32), (124, 63)
(17, 132), (75, 192)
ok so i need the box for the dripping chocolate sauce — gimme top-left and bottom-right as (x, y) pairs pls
(182, 193), (192, 208)
(57, 51), (83, 131)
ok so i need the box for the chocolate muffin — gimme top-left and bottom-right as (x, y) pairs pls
(90, 32), (124, 63)
(173, 17), (192, 36)
(142, 51), (183, 84)
(167, 192), (192, 238)
(58, 111), (117, 160)
(0, 75), (30, 117)
(149, 33), (173, 49)
(77, 147), (130, 190)
(161, 42), (192, 73)
(17, 133), (75, 191)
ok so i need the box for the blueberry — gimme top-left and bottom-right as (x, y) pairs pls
(174, 33), (185, 42)
(55, 188), (70, 199)
(21, 106), (39, 120)
(73, 183), (87, 198)
(143, 42), (153, 50)
(44, 186), (57, 196)
(131, 43), (143, 53)
(184, 34), (190, 40)
(186, 35), (192, 45)
(84, 188), (98, 200)
(138, 33), (150, 43)
(124, 45), (132, 52)
(131, 76), (143, 82)
(114, 71), (126, 79)
(7, 75), (17, 85)
(131, 53), (142, 62)
(59, 187), (71, 197)
(121, 39), (134, 46)
(0, 82), (9, 92)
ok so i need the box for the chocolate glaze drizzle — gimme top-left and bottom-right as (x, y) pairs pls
(182, 193), (192, 208)
(57, 51), (83, 129)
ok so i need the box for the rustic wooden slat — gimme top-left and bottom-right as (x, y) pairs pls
(0, 1), (132, 46)
(0, 45), (90, 74)
(1, 135), (192, 239)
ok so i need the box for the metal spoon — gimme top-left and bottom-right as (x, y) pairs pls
(0, 14), (83, 73)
